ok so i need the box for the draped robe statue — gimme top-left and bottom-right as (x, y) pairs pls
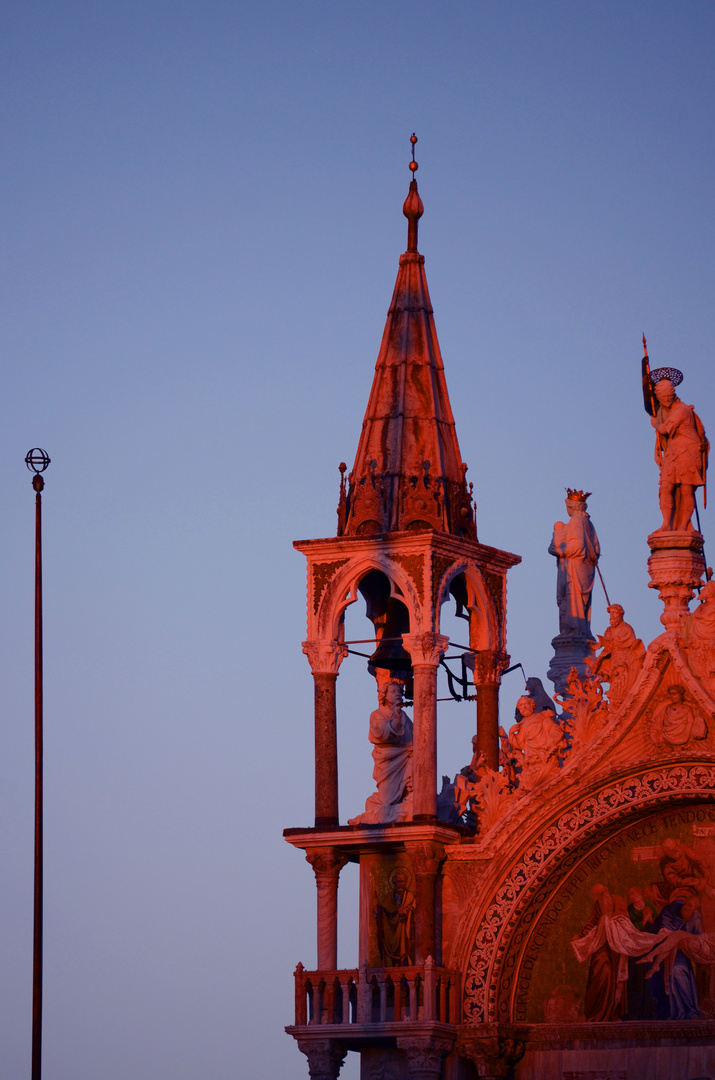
(348, 681), (413, 825)
(549, 492), (601, 638)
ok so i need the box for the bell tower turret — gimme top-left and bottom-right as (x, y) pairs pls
(286, 139), (521, 1080)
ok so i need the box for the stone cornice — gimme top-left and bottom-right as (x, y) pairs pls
(294, 529), (521, 572)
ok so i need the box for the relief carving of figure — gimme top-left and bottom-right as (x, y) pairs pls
(587, 604), (645, 707)
(549, 490), (601, 638)
(648, 369), (709, 533)
(348, 681), (413, 825)
(649, 685), (707, 748)
(683, 578), (715, 697)
(373, 867), (415, 967)
(509, 695), (567, 790)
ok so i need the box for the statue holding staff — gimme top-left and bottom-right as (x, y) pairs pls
(549, 489), (601, 638)
(642, 336), (709, 533)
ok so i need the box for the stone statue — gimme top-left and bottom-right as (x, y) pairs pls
(649, 369), (708, 532)
(684, 579), (715, 697)
(549, 490), (601, 638)
(649, 684), (707, 748)
(509, 695), (568, 790)
(587, 604), (645, 707)
(348, 681), (413, 825)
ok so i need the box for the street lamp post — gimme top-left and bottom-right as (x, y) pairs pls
(25, 448), (50, 1080)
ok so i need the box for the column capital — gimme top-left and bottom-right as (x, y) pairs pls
(471, 650), (511, 687)
(397, 1036), (453, 1078)
(303, 640), (348, 675)
(404, 840), (445, 877)
(457, 1035), (525, 1079)
(402, 632), (449, 667)
(305, 847), (349, 884)
(297, 1039), (347, 1080)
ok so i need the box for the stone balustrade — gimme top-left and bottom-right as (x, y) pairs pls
(293, 960), (459, 1027)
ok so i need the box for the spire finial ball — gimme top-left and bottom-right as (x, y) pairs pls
(409, 133), (418, 173)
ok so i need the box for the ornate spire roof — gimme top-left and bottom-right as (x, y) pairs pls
(337, 138), (476, 540)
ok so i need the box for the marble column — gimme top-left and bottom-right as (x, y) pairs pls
(405, 840), (445, 965)
(403, 633), (448, 820)
(305, 848), (349, 971)
(472, 649), (510, 771)
(303, 640), (348, 827)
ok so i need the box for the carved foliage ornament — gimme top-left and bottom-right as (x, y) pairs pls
(389, 552), (425, 603)
(457, 1036), (525, 1079)
(463, 764), (715, 1024)
(297, 1039), (347, 1080)
(312, 560), (350, 614)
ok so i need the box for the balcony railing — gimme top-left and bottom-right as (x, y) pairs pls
(293, 959), (459, 1027)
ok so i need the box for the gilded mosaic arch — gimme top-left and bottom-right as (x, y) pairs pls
(461, 763), (715, 1024)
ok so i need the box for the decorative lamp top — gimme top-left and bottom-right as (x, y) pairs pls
(25, 448), (51, 474)
(650, 366), (683, 387)
(565, 488), (591, 503)
(403, 133), (424, 253)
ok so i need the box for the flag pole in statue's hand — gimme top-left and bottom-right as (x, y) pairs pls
(642, 333), (657, 416)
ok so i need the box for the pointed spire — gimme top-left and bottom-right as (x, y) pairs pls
(337, 137), (476, 540)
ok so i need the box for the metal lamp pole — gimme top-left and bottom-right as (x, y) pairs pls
(25, 448), (50, 1080)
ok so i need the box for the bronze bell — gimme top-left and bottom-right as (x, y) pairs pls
(367, 597), (412, 674)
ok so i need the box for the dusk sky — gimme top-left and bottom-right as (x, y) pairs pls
(1, 3), (714, 1078)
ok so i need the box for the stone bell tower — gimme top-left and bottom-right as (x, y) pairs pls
(285, 139), (520, 1080)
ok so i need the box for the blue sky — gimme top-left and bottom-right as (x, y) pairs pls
(1, 3), (714, 1077)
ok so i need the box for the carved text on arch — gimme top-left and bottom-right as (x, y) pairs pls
(388, 553), (425, 603)
(312, 559), (350, 614)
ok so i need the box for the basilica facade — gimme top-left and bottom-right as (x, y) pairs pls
(285, 144), (715, 1080)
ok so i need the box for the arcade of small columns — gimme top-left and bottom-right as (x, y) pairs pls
(293, 534), (519, 974)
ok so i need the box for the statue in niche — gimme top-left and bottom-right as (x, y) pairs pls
(649, 685), (707, 748)
(348, 681), (413, 825)
(549, 490), (601, 638)
(373, 867), (415, 966)
(509, 695), (567, 790)
(683, 578), (715, 697)
(648, 368), (709, 533)
(587, 604), (645, 707)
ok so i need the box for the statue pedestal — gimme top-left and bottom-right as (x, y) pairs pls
(647, 530), (706, 630)
(547, 634), (594, 699)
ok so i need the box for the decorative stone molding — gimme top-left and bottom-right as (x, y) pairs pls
(402, 632), (449, 668)
(462, 763), (715, 1024)
(457, 1034), (525, 1079)
(404, 840), (446, 878)
(647, 529), (706, 629)
(297, 1038), (347, 1080)
(302, 639), (349, 675)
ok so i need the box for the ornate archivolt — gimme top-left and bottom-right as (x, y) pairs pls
(312, 554), (423, 641)
(456, 763), (715, 1025)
